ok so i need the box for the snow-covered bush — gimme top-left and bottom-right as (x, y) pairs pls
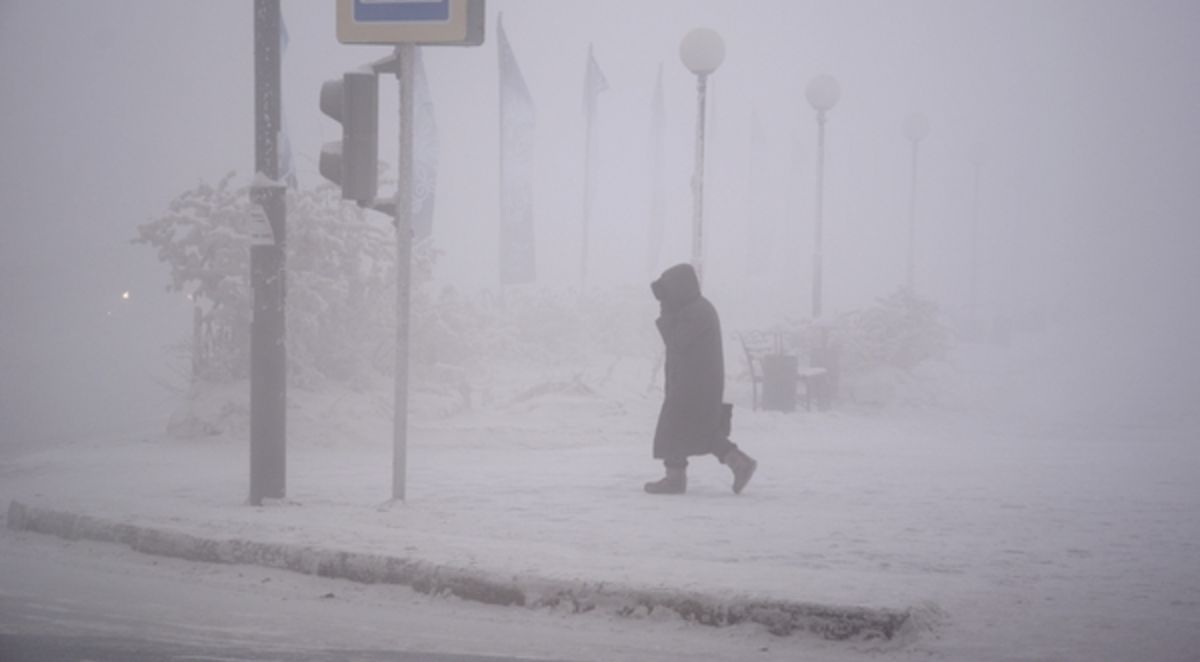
(135, 173), (399, 387)
(136, 173), (654, 397)
(772, 287), (949, 376)
(134, 172), (253, 382)
(285, 185), (398, 387)
(837, 287), (949, 373)
(408, 285), (659, 370)
(754, 288), (949, 407)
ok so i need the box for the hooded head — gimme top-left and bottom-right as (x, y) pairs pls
(651, 263), (701, 313)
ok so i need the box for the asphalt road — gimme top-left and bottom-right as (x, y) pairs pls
(0, 633), (566, 662)
(0, 631), (565, 662)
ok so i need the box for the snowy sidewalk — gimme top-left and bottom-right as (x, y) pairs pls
(2, 390), (922, 641)
(3, 366), (1200, 658)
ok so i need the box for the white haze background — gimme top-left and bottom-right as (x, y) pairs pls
(1, 1), (1197, 467)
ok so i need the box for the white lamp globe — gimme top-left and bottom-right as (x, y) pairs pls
(680, 28), (725, 76)
(806, 74), (841, 111)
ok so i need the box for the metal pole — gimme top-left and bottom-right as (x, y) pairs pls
(393, 44), (416, 502)
(906, 139), (919, 293)
(969, 160), (981, 327)
(250, 0), (286, 505)
(812, 109), (827, 319)
(691, 73), (709, 284)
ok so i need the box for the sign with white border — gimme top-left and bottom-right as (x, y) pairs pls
(337, 0), (484, 45)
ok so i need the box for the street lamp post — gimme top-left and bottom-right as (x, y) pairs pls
(805, 75), (840, 319)
(903, 112), (930, 293)
(679, 28), (725, 284)
(967, 141), (986, 331)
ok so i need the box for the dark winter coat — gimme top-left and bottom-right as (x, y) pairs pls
(651, 264), (725, 460)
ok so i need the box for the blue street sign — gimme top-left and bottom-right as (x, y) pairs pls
(354, 1), (451, 23)
(337, 0), (484, 45)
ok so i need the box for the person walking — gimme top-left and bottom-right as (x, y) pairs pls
(645, 263), (757, 495)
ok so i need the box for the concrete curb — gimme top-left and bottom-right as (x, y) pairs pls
(6, 499), (925, 641)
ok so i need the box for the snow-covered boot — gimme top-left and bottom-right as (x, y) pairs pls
(723, 448), (757, 495)
(644, 467), (686, 495)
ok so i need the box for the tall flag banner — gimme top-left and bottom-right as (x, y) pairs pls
(412, 47), (438, 243)
(497, 14), (536, 285)
(277, 11), (298, 188)
(582, 43), (609, 118)
(646, 63), (666, 275)
(580, 42), (608, 284)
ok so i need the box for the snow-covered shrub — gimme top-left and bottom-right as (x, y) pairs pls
(402, 285), (660, 408)
(139, 173), (658, 411)
(755, 288), (949, 407)
(285, 185), (396, 387)
(134, 172), (253, 382)
(836, 288), (949, 373)
(135, 173), (399, 387)
(770, 287), (949, 376)
(408, 285), (659, 371)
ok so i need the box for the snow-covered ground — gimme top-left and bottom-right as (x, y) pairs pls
(2, 328), (1199, 661)
(0, 529), (841, 662)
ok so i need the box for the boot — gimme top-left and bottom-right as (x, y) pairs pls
(644, 467), (686, 495)
(723, 448), (757, 495)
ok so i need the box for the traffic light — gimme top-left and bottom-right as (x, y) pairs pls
(319, 70), (378, 205)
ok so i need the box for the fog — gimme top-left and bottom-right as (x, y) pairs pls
(2, 0), (1199, 445)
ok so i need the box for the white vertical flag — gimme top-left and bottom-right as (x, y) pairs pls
(580, 43), (608, 285)
(583, 42), (608, 117)
(411, 47), (438, 243)
(497, 14), (537, 285)
(277, 11), (298, 188)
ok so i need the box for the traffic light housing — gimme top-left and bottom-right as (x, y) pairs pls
(319, 70), (378, 205)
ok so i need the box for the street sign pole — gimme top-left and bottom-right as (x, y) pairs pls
(392, 44), (415, 502)
(327, 0), (485, 503)
(250, 0), (287, 505)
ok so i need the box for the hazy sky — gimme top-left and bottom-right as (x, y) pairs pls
(2, 0), (1198, 442)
